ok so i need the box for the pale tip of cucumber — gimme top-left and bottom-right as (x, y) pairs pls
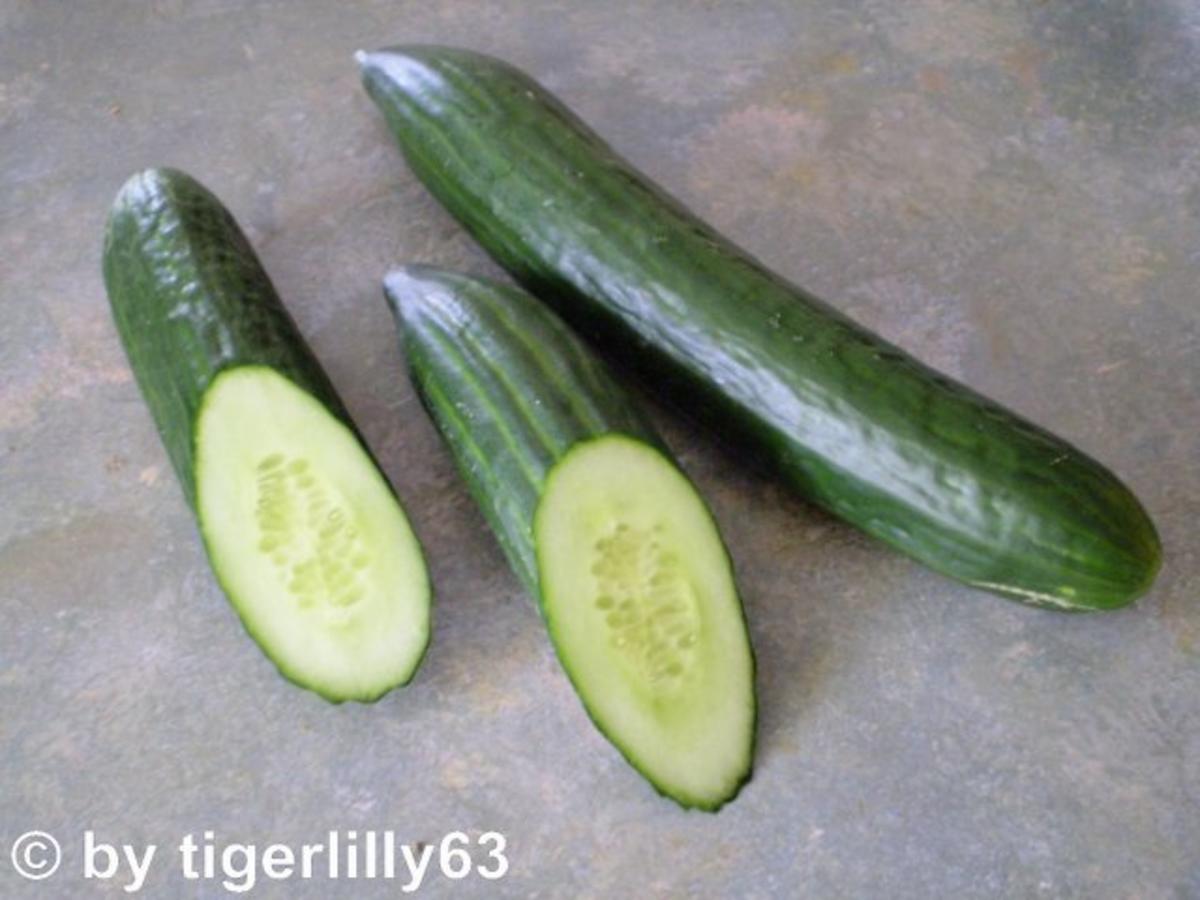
(353, 49), (369, 68)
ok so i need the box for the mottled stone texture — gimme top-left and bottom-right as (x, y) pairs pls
(1, 1), (1197, 897)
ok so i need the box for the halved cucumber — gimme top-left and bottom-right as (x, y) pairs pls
(537, 435), (754, 807)
(386, 266), (755, 809)
(103, 168), (430, 702)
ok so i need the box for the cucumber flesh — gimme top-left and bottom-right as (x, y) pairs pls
(196, 365), (429, 702)
(536, 434), (754, 808)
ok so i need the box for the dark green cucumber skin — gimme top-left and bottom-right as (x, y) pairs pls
(361, 46), (1161, 610)
(102, 167), (353, 508)
(384, 265), (753, 810)
(384, 265), (662, 594)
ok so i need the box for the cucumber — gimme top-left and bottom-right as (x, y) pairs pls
(103, 168), (430, 702)
(384, 266), (755, 810)
(360, 46), (1162, 611)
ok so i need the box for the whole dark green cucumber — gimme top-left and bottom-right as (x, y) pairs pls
(359, 45), (1161, 610)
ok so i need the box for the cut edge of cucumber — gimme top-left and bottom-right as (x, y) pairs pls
(534, 433), (756, 810)
(195, 365), (431, 703)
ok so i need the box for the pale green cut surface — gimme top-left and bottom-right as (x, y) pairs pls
(535, 435), (755, 808)
(195, 366), (430, 702)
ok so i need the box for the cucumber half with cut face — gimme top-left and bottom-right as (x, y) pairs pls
(385, 266), (755, 810)
(103, 168), (430, 702)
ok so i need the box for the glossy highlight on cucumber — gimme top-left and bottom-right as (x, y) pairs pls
(359, 45), (1161, 611)
(103, 168), (430, 701)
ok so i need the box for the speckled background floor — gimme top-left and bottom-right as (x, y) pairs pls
(2, 1), (1198, 897)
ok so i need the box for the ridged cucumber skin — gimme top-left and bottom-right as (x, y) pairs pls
(103, 168), (354, 507)
(360, 46), (1161, 611)
(384, 265), (662, 594)
(103, 168), (430, 702)
(384, 266), (755, 810)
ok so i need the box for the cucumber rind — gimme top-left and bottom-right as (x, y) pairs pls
(102, 168), (354, 504)
(360, 47), (1162, 612)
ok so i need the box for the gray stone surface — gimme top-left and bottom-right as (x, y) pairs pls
(2, 1), (1198, 897)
